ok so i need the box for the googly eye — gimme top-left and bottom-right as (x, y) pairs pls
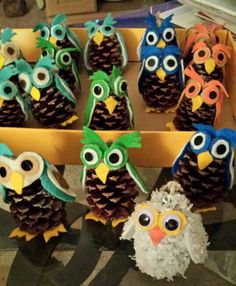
(40, 27), (50, 40)
(3, 43), (19, 60)
(61, 52), (72, 65)
(190, 132), (207, 150)
(163, 55), (178, 72)
(202, 86), (220, 105)
(163, 28), (175, 43)
(82, 147), (100, 167)
(137, 208), (155, 228)
(184, 80), (202, 99)
(32, 67), (51, 88)
(19, 73), (31, 92)
(146, 31), (158, 45)
(194, 47), (211, 64)
(93, 84), (104, 99)
(107, 149), (123, 167)
(145, 56), (159, 72)
(211, 139), (230, 159)
(162, 214), (181, 231)
(213, 50), (227, 67)
(51, 24), (66, 41)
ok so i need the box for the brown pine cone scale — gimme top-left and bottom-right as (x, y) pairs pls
(190, 63), (223, 82)
(0, 99), (25, 126)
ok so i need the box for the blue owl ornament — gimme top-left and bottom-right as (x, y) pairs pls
(138, 45), (184, 113)
(172, 124), (236, 209)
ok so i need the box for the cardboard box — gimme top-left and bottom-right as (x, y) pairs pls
(8, 28), (236, 166)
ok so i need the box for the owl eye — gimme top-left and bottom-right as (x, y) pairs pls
(40, 27), (50, 40)
(60, 52), (72, 66)
(93, 84), (104, 99)
(107, 149), (123, 166)
(81, 146), (101, 168)
(19, 73), (31, 92)
(160, 211), (186, 235)
(101, 25), (114, 36)
(163, 55), (178, 72)
(21, 160), (33, 171)
(33, 67), (51, 88)
(211, 139), (230, 159)
(137, 208), (155, 229)
(162, 28), (175, 43)
(0, 81), (17, 99)
(145, 56), (159, 72)
(0, 163), (10, 184)
(190, 132), (207, 151)
(114, 76), (127, 96)
(213, 50), (227, 67)
(202, 86), (220, 105)
(146, 31), (158, 45)
(3, 43), (19, 60)
(184, 80), (202, 98)
(51, 25), (66, 41)
(194, 47), (211, 64)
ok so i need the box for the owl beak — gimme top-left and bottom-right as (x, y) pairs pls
(197, 151), (214, 170)
(104, 96), (118, 115)
(95, 162), (110, 184)
(93, 31), (104, 46)
(205, 58), (216, 74)
(0, 54), (6, 69)
(156, 67), (166, 81)
(0, 98), (4, 108)
(10, 171), (24, 195)
(30, 86), (41, 101)
(191, 95), (203, 112)
(157, 39), (166, 48)
(149, 226), (165, 246)
(49, 36), (57, 46)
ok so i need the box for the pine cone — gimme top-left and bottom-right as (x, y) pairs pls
(57, 40), (81, 65)
(173, 97), (216, 130)
(141, 73), (182, 112)
(89, 95), (131, 130)
(191, 63), (223, 82)
(85, 167), (138, 220)
(174, 149), (227, 208)
(58, 69), (79, 94)
(0, 99), (26, 127)
(7, 180), (67, 235)
(87, 35), (123, 74)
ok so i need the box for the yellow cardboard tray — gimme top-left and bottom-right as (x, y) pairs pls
(2, 28), (236, 166)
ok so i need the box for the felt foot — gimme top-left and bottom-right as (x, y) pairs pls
(61, 115), (78, 127)
(85, 211), (108, 225)
(145, 107), (161, 113)
(112, 218), (128, 228)
(195, 206), (217, 213)
(165, 106), (177, 113)
(43, 223), (67, 243)
(166, 121), (177, 131)
(9, 227), (37, 241)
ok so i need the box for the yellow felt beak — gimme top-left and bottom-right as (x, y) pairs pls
(157, 39), (166, 48)
(49, 36), (57, 46)
(156, 67), (166, 81)
(0, 98), (4, 108)
(93, 31), (104, 46)
(104, 96), (118, 115)
(205, 58), (216, 74)
(197, 151), (213, 170)
(30, 86), (41, 101)
(0, 54), (6, 69)
(10, 171), (24, 195)
(191, 95), (203, 112)
(95, 162), (110, 184)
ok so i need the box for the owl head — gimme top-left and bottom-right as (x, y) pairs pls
(172, 124), (236, 189)
(0, 28), (21, 69)
(33, 13), (81, 51)
(191, 41), (231, 75)
(0, 144), (76, 202)
(180, 65), (229, 126)
(121, 181), (208, 280)
(15, 55), (76, 105)
(80, 127), (148, 193)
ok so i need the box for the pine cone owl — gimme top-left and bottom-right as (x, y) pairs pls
(83, 66), (134, 130)
(33, 13), (82, 65)
(137, 13), (179, 59)
(80, 127), (149, 227)
(84, 13), (128, 74)
(138, 45), (184, 113)
(121, 181), (208, 281)
(15, 55), (78, 128)
(0, 144), (76, 242)
(0, 65), (29, 126)
(172, 124), (236, 208)
(168, 65), (229, 131)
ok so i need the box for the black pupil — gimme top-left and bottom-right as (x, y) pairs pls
(165, 31), (172, 40)
(4, 86), (12, 94)
(194, 135), (203, 146)
(0, 167), (6, 178)
(216, 36), (220, 43)
(109, 153), (120, 164)
(41, 30), (46, 37)
(218, 53), (224, 61)
(63, 55), (70, 63)
(148, 34), (154, 42)
(167, 59), (175, 67)
(148, 58), (155, 67)
(38, 72), (46, 81)
(91, 27), (95, 33)
(216, 144), (226, 155)
(20, 80), (26, 89)
(165, 219), (179, 231)
(94, 85), (102, 95)
(85, 152), (93, 162)
(56, 29), (62, 36)
(209, 91), (217, 99)
(105, 26), (111, 31)
(121, 81), (127, 92)
(21, 160), (33, 171)
(7, 47), (15, 55)
(189, 86), (195, 93)
(42, 50), (48, 57)
(139, 214), (150, 226)
(199, 50), (205, 57)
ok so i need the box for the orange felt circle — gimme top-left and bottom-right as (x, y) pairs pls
(202, 86), (220, 105)
(184, 80), (202, 99)
(193, 46), (211, 64)
(213, 50), (227, 67)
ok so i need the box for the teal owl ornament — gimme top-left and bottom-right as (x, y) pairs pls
(80, 127), (149, 227)
(0, 144), (76, 242)
(83, 66), (134, 130)
(33, 13), (82, 65)
(84, 13), (128, 74)
(16, 55), (78, 128)
(0, 65), (29, 126)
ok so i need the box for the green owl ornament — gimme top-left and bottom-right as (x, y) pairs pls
(84, 13), (128, 74)
(84, 66), (134, 130)
(15, 55), (78, 128)
(80, 127), (149, 227)
(0, 144), (76, 242)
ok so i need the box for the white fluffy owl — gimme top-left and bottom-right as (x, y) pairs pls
(121, 181), (209, 281)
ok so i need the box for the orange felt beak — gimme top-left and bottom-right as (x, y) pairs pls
(148, 226), (165, 246)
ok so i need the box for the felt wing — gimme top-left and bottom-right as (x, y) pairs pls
(172, 142), (190, 174)
(115, 30), (128, 69)
(126, 161), (149, 193)
(137, 60), (146, 95)
(54, 73), (76, 105)
(83, 93), (96, 127)
(83, 39), (92, 71)
(66, 27), (82, 51)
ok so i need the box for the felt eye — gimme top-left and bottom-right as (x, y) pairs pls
(81, 146), (102, 168)
(0, 81), (17, 99)
(194, 47), (211, 64)
(33, 67), (51, 87)
(51, 24), (66, 41)
(184, 80), (202, 98)
(146, 31), (158, 45)
(145, 56), (159, 72)
(163, 55), (178, 72)
(190, 132), (207, 150)
(119, 80), (127, 93)
(3, 43), (19, 60)
(101, 25), (114, 36)
(162, 28), (175, 43)
(160, 211), (186, 235)
(106, 149), (123, 167)
(19, 73), (31, 92)
(40, 27), (50, 40)
(93, 84), (104, 99)
(18, 155), (41, 176)
(60, 52), (72, 66)
(137, 208), (155, 229)
(41, 50), (49, 57)
(213, 50), (227, 67)
(201, 86), (220, 105)
(211, 139), (230, 159)
(114, 76), (127, 96)
(0, 163), (10, 184)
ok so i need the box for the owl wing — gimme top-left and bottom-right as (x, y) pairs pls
(172, 143), (189, 174)
(136, 35), (145, 60)
(15, 95), (30, 121)
(226, 147), (235, 189)
(83, 39), (92, 71)
(137, 60), (145, 95)
(0, 185), (8, 203)
(120, 213), (136, 240)
(126, 161), (149, 193)
(178, 58), (185, 88)
(71, 60), (81, 89)
(125, 96), (134, 128)
(83, 94), (96, 127)
(54, 73), (76, 106)
(66, 27), (82, 52)
(115, 31), (128, 69)
(80, 166), (87, 189)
